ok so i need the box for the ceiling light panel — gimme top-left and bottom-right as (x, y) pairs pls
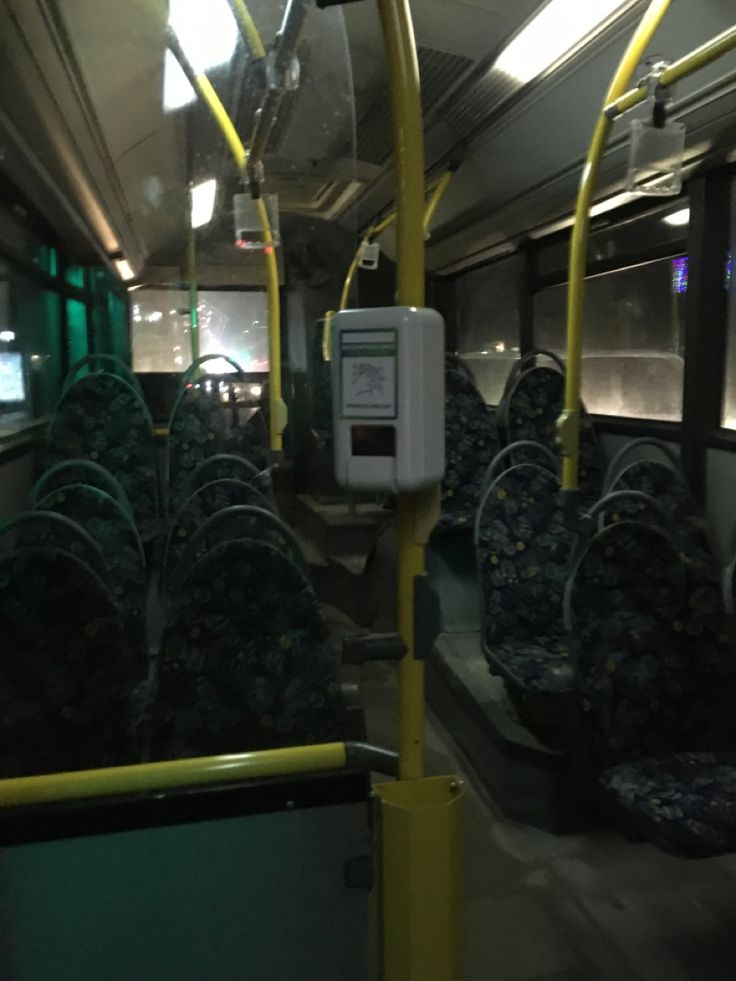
(494, 0), (628, 84)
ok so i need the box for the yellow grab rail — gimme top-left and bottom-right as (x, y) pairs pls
(605, 24), (736, 119)
(337, 171), (453, 313)
(422, 168), (453, 235)
(378, 0), (432, 782)
(227, 0), (267, 60)
(167, 32), (286, 451)
(0, 744), (348, 808)
(558, 0), (672, 492)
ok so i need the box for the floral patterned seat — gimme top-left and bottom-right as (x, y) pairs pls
(475, 463), (574, 694)
(566, 520), (736, 857)
(35, 484), (147, 630)
(500, 364), (605, 507)
(150, 539), (345, 760)
(30, 459), (133, 517)
(47, 373), (159, 539)
(169, 506), (308, 594)
(0, 511), (110, 586)
(167, 379), (268, 511)
(0, 546), (146, 776)
(609, 460), (716, 582)
(441, 367), (501, 531)
(480, 440), (558, 501)
(164, 478), (277, 572)
(182, 453), (276, 513)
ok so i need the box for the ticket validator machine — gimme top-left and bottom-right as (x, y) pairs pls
(330, 307), (445, 492)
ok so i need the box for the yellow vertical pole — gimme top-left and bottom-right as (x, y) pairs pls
(558, 0), (672, 490)
(376, 4), (464, 979)
(377, 0), (430, 783)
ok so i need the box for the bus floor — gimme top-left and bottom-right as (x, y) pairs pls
(327, 607), (736, 981)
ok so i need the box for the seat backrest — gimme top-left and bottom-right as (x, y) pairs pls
(164, 478), (277, 571)
(63, 355), (143, 398)
(498, 349), (566, 405)
(170, 506), (308, 592)
(565, 521), (730, 768)
(441, 366), (501, 530)
(602, 437), (682, 495)
(30, 460), (132, 516)
(151, 539), (344, 759)
(179, 354), (245, 389)
(167, 380), (268, 509)
(0, 511), (110, 585)
(608, 459), (716, 579)
(480, 440), (558, 500)
(0, 546), (144, 775)
(500, 364), (605, 504)
(35, 483), (146, 617)
(475, 464), (571, 648)
(182, 453), (275, 509)
(47, 373), (159, 536)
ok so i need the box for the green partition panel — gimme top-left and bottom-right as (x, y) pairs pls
(0, 780), (371, 981)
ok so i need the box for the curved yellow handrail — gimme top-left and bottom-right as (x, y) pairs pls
(606, 24), (736, 119)
(422, 169), (453, 236)
(227, 0), (267, 60)
(558, 0), (672, 492)
(167, 48), (286, 451)
(336, 171), (453, 315)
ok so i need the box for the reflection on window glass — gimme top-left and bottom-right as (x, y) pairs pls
(535, 256), (686, 420)
(132, 289), (269, 373)
(0, 262), (62, 435)
(455, 254), (521, 404)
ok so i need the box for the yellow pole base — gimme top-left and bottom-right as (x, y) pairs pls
(375, 775), (464, 981)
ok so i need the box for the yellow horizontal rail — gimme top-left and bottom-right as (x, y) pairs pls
(605, 23), (736, 118)
(0, 743), (348, 809)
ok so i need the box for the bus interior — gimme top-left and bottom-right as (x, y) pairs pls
(2, 0), (736, 978)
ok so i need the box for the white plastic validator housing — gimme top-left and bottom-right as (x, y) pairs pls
(331, 306), (445, 492)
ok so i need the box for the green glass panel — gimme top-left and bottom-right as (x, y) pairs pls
(66, 298), (88, 368)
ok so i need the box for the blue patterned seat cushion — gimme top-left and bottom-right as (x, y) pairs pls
(165, 478), (276, 571)
(601, 752), (736, 858)
(47, 373), (159, 536)
(569, 522), (734, 768)
(441, 368), (500, 530)
(503, 366), (604, 506)
(168, 383), (268, 508)
(611, 460), (716, 581)
(151, 539), (345, 759)
(476, 464), (573, 693)
(0, 547), (145, 776)
(491, 637), (573, 693)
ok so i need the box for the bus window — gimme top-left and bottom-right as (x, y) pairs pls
(454, 253), (522, 404)
(535, 256), (686, 421)
(131, 289), (269, 374)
